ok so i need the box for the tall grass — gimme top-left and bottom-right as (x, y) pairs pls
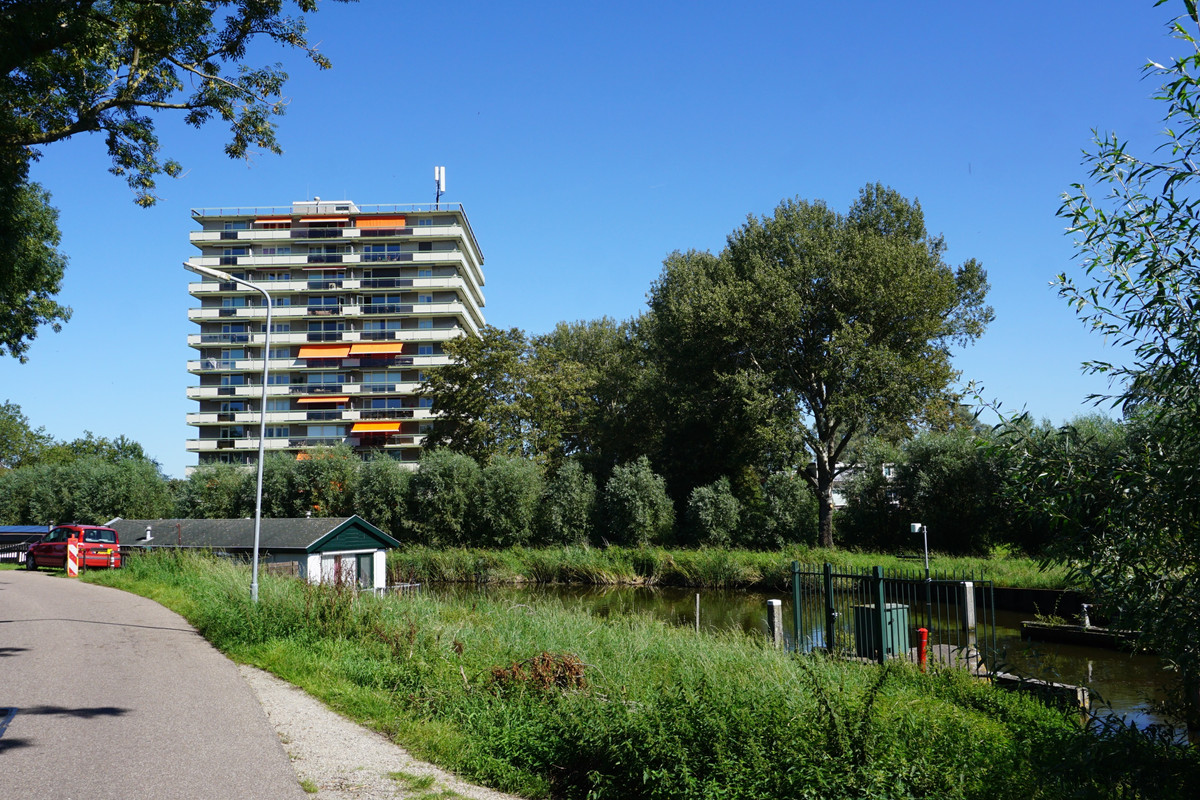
(388, 545), (1073, 590)
(89, 553), (1192, 799)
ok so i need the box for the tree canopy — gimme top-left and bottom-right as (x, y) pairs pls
(0, 0), (350, 359)
(646, 185), (992, 547)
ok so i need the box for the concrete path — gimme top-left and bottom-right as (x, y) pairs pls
(0, 569), (305, 800)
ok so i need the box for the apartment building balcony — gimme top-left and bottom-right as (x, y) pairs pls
(186, 327), (466, 349)
(187, 306), (308, 322)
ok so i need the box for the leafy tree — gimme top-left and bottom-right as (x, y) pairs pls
(684, 477), (741, 548)
(0, 0), (349, 357)
(535, 458), (598, 545)
(421, 326), (533, 461)
(0, 399), (52, 469)
(646, 186), (992, 548)
(408, 449), (481, 547)
(294, 445), (357, 517)
(37, 430), (158, 468)
(0, 456), (171, 523)
(752, 471), (819, 550)
(603, 456), (674, 547)
(1010, 0), (1200, 728)
(0, 180), (71, 360)
(471, 456), (544, 547)
(356, 454), (412, 538)
(173, 463), (252, 518)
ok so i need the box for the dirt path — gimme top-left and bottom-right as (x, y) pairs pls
(239, 665), (524, 800)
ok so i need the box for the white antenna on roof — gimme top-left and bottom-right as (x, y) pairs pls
(434, 166), (445, 209)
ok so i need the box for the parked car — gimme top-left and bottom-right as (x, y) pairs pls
(26, 525), (122, 570)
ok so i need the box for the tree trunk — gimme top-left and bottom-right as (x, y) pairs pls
(816, 457), (836, 549)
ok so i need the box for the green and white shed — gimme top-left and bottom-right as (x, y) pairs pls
(107, 516), (400, 591)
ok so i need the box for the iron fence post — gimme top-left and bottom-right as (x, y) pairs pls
(823, 562), (836, 654)
(874, 566), (887, 664)
(791, 561), (801, 653)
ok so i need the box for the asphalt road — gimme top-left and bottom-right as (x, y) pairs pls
(0, 568), (305, 800)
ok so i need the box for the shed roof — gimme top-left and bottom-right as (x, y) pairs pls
(106, 516), (399, 554)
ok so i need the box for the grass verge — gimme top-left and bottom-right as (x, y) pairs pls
(87, 552), (1193, 799)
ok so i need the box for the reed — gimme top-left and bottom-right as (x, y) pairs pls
(388, 545), (1073, 591)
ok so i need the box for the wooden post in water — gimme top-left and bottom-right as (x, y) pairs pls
(767, 599), (783, 648)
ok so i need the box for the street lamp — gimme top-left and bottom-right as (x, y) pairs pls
(184, 260), (272, 602)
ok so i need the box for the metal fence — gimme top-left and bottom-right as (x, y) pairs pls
(790, 562), (996, 674)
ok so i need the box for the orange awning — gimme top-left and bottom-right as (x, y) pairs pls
(296, 396), (349, 404)
(351, 422), (402, 433)
(356, 215), (406, 228)
(348, 343), (406, 355)
(297, 345), (351, 358)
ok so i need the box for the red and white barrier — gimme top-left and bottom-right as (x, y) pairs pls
(66, 536), (79, 577)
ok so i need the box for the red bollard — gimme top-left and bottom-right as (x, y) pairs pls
(917, 627), (929, 672)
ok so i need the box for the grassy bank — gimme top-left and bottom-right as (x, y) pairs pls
(88, 552), (1193, 799)
(387, 545), (1074, 591)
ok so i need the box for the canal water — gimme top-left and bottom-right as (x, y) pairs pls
(427, 582), (1170, 728)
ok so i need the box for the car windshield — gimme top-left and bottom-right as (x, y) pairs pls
(83, 530), (116, 543)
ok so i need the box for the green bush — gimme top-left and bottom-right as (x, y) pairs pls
(472, 456), (544, 547)
(603, 456), (675, 547)
(536, 459), (598, 545)
(685, 476), (741, 547)
(409, 450), (482, 546)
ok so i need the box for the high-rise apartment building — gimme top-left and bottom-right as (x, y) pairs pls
(185, 199), (484, 468)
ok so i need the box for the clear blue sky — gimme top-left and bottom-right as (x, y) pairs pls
(1, 1), (1182, 478)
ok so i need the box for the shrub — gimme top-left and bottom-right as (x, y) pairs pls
(356, 455), (413, 538)
(409, 449), (481, 546)
(685, 477), (741, 547)
(536, 459), (597, 545)
(603, 456), (674, 546)
(472, 456), (544, 547)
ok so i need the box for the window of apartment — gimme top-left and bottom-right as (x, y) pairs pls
(220, 374), (245, 386)
(221, 323), (246, 333)
(259, 246), (291, 255)
(418, 241), (433, 252)
(418, 422), (433, 434)
(417, 294), (433, 303)
(419, 397), (434, 408)
(370, 398), (404, 409)
(363, 320), (402, 331)
(265, 426), (289, 438)
(308, 295), (340, 307)
(267, 373), (290, 385)
(268, 347), (290, 359)
(417, 370), (427, 382)
(219, 426), (246, 438)
(418, 319), (433, 329)
(417, 268), (432, 278)
(266, 322), (291, 333)
(261, 270), (291, 281)
(223, 221), (249, 231)
(363, 244), (401, 262)
(416, 218), (433, 226)
(417, 345), (433, 356)
(220, 401), (246, 413)
(221, 295), (248, 308)
(221, 349), (245, 361)
(307, 372), (344, 385)
(266, 399), (290, 411)
(307, 425), (344, 438)
(274, 296), (291, 307)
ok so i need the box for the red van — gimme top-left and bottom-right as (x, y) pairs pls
(26, 525), (122, 570)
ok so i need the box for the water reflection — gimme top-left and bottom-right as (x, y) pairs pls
(427, 582), (1172, 728)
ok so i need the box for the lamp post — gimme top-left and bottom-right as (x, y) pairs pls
(184, 260), (272, 602)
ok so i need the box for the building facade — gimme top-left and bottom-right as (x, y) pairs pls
(185, 199), (484, 467)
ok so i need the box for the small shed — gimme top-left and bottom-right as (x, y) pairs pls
(106, 516), (399, 591)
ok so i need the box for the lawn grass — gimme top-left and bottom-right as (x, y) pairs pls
(85, 551), (1196, 799)
(388, 545), (1074, 591)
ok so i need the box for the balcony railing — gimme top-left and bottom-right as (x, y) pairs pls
(290, 228), (345, 239)
(306, 254), (344, 263)
(359, 304), (412, 315)
(307, 306), (342, 316)
(305, 410), (344, 421)
(358, 228), (414, 238)
(359, 277), (414, 288)
(291, 384), (344, 394)
(307, 279), (343, 290)
(361, 408), (414, 419)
